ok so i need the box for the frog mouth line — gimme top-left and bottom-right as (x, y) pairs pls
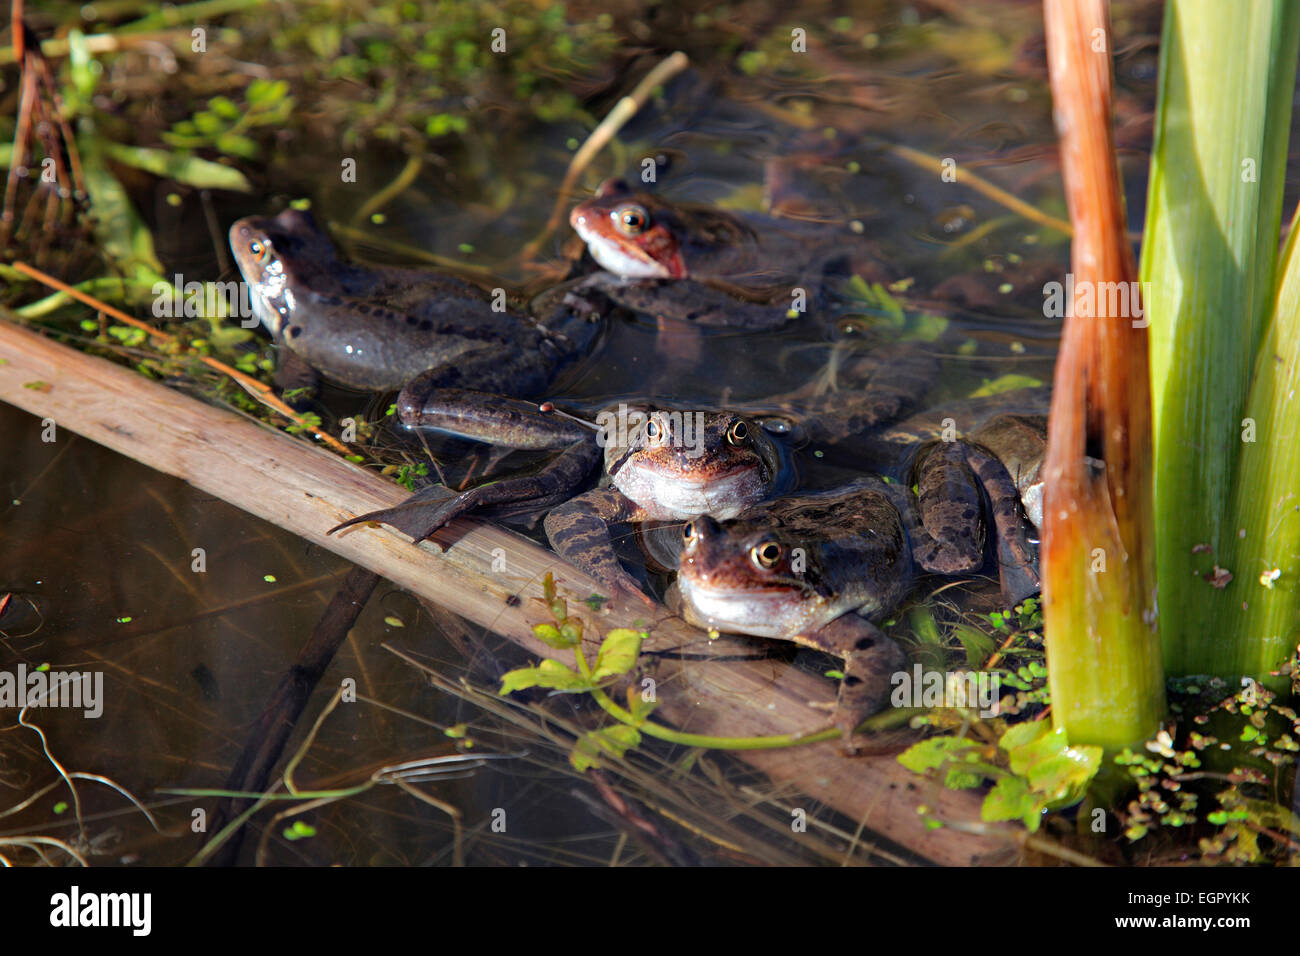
(615, 464), (765, 520)
(678, 577), (823, 639)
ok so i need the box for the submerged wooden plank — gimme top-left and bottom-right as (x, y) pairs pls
(0, 317), (1019, 865)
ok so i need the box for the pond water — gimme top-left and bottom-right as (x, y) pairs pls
(0, 0), (1200, 866)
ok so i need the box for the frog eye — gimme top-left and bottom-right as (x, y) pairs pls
(750, 540), (782, 569)
(613, 203), (650, 236)
(726, 419), (749, 445)
(644, 414), (669, 445)
(682, 521), (697, 546)
(249, 238), (270, 263)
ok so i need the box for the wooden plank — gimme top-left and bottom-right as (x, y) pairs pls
(0, 317), (1019, 864)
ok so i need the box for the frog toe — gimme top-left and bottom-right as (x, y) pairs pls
(602, 569), (658, 609)
(326, 487), (463, 542)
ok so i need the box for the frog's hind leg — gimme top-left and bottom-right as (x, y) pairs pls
(911, 441), (988, 575)
(801, 615), (906, 754)
(394, 387), (590, 449)
(545, 489), (656, 605)
(963, 445), (1041, 605)
(911, 442), (1040, 603)
(395, 350), (562, 429)
(328, 438), (601, 543)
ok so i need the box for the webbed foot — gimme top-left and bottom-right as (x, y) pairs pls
(330, 438), (602, 543)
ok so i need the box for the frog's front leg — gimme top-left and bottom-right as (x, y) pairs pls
(329, 438), (601, 542)
(544, 488), (656, 605)
(778, 344), (940, 444)
(567, 271), (794, 330)
(803, 615), (907, 754)
(272, 348), (321, 409)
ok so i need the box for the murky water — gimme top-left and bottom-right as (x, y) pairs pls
(0, 0), (1198, 865)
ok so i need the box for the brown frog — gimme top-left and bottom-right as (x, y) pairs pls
(229, 208), (602, 429)
(565, 179), (884, 330)
(677, 447), (1041, 751)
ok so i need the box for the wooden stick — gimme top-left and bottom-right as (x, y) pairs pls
(11, 261), (353, 456)
(0, 317), (1017, 865)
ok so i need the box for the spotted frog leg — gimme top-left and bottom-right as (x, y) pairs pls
(898, 440), (1041, 604)
(543, 488), (658, 603)
(802, 615), (909, 753)
(329, 393), (601, 543)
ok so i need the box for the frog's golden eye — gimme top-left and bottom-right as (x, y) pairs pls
(682, 521), (696, 545)
(726, 419), (749, 445)
(644, 415), (668, 445)
(750, 540), (782, 569)
(249, 239), (269, 263)
(614, 203), (650, 236)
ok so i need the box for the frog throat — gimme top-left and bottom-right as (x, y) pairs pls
(248, 256), (293, 337)
(677, 574), (829, 639)
(612, 461), (768, 521)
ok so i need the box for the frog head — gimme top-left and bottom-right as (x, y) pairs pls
(677, 511), (833, 639)
(606, 409), (781, 520)
(569, 179), (688, 279)
(229, 209), (341, 336)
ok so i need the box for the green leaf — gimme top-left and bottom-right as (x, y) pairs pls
(592, 628), (643, 680)
(626, 685), (658, 723)
(78, 124), (163, 274)
(1000, 721), (1102, 809)
(952, 624), (996, 667)
(215, 132), (259, 160)
(908, 312), (949, 342)
(532, 623), (574, 649)
(998, 718), (1051, 755)
(193, 111), (223, 135)
(66, 30), (98, 110)
(1025, 747), (1103, 805)
(571, 724), (642, 771)
(1142, 0), (1300, 684)
(982, 776), (1045, 831)
(897, 735), (980, 774)
(103, 143), (252, 192)
(499, 658), (594, 695)
(208, 95), (241, 120)
(283, 820), (317, 841)
(970, 373), (1044, 397)
(943, 766), (985, 789)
